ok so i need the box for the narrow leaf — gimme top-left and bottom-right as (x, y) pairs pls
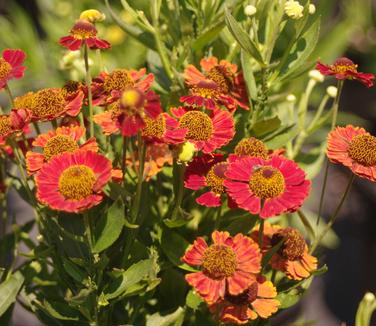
(0, 271), (24, 317)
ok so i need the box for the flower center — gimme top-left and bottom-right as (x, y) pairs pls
(234, 137), (269, 159)
(58, 165), (96, 200)
(142, 114), (166, 138)
(14, 92), (35, 110)
(271, 227), (306, 260)
(348, 134), (376, 166)
(207, 66), (234, 93)
(191, 80), (220, 99)
(31, 88), (66, 119)
(179, 111), (213, 141)
(225, 282), (258, 305)
(249, 167), (285, 199)
(61, 81), (81, 98)
(71, 20), (97, 39)
(43, 135), (79, 161)
(202, 244), (237, 279)
(206, 162), (228, 195)
(103, 69), (135, 92)
(0, 116), (12, 137)
(331, 58), (358, 75)
(0, 58), (11, 80)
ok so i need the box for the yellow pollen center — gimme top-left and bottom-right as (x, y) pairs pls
(121, 89), (143, 107)
(31, 88), (66, 119)
(234, 137), (269, 158)
(348, 134), (376, 166)
(142, 115), (166, 138)
(202, 244), (237, 279)
(207, 66), (233, 93)
(58, 165), (96, 200)
(61, 81), (81, 98)
(179, 111), (213, 141)
(331, 63), (358, 74)
(103, 70), (135, 92)
(43, 135), (79, 161)
(249, 166), (285, 199)
(14, 92), (35, 110)
(0, 58), (11, 80)
(0, 116), (12, 137)
(71, 20), (97, 39)
(206, 162), (228, 195)
(271, 227), (306, 260)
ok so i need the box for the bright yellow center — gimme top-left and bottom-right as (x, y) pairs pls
(71, 20), (97, 39)
(207, 66), (233, 93)
(43, 135), (79, 161)
(234, 137), (269, 158)
(121, 89), (143, 107)
(179, 111), (213, 141)
(202, 245), (237, 279)
(271, 227), (305, 260)
(103, 70), (134, 92)
(0, 58), (11, 80)
(249, 167), (285, 199)
(331, 63), (358, 74)
(58, 165), (96, 200)
(142, 115), (166, 138)
(0, 116), (12, 137)
(31, 88), (66, 119)
(14, 92), (35, 109)
(206, 162), (228, 195)
(348, 134), (376, 166)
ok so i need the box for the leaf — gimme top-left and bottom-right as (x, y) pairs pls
(225, 9), (265, 66)
(277, 290), (301, 309)
(0, 271), (24, 317)
(264, 124), (299, 149)
(311, 264), (328, 276)
(186, 290), (203, 311)
(240, 50), (257, 103)
(226, 214), (258, 235)
(252, 116), (281, 137)
(296, 144), (326, 179)
(164, 208), (192, 228)
(192, 22), (225, 52)
(160, 228), (189, 267)
(262, 239), (284, 268)
(41, 300), (80, 321)
(146, 307), (185, 326)
(62, 258), (86, 283)
(93, 198), (125, 253)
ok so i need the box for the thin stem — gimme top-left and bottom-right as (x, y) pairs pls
(84, 212), (93, 251)
(83, 43), (94, 138)
(258, 219), (264, 248)
(214, 205), (222, 230)
(170, 163), (186, 221)
(32, 122), (41, 135)
(5, 84), (15, 108)
(310, 173), (354, 254)
(122, 137), (127, 185)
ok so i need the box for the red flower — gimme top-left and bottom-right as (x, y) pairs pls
(35, 151), (112, 213)
(0, 109), (30, 142)
(316, 57), (374, 87)
(182, 231), (261, 304)
(59, 20), (110, 51)
(327, 125), (376, 182)
(224, 156), (310, 218)
(0, 49), (26, 90)
(172, 106), (235, 153)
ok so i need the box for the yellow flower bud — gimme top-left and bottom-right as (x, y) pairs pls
(176, 142), (196, 163)
(80, 9), (106, 23)
(309, 4), (316, 15)
(244, 5), (257, 17)
(309, 69), (324, 83)
(326, 86), (338, 98)
(284, 1), (304, 19)
(286, 94), (297, 103)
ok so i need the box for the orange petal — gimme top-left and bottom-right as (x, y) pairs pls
(257, 280), (277, 299)
(251, 298), (280, 318)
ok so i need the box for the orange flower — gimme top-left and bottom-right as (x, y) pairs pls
(26, 125), (98, 175)
(182, 231), (261, 304)
(210, 277), (279, 324)
(327, 125), (376, 182)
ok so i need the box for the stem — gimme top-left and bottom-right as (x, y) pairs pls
(83, 43), (94, 138)
(258, 219), (264, 248)
(310, 173), (354, 254)
(84, 212), (93, 251)
(170, 163), (186, 221)
(5, 84), (15, 108)
(214, 205), (222, 230)
(32, 122), (41, 135)
(122, 137), (127, 185)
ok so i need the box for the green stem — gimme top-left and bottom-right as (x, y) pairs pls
(32, 122), (41, 135)
(122, 137), (127, 185)
(170, 163), (186, 221)
(258, 219), (264, 248)
(84, 212), (93, 251)
(5, 84), (15, 108)
(83, 43), (94, 138)
(214, 205), (222, 230)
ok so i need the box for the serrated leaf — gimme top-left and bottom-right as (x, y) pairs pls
(0, 271), (24, 317)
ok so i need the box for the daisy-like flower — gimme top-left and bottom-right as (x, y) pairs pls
(26, 125), (98, 175)
(184, 57), (249, 111)
(172, 106), (235, 153)
(0, 49), (26, 90)
(94, 88), (162, 136)
(316, 57), (374, 88)
(35, 151), (112, 213)
(0, 109), (30, 142)
(224, 156), (310, 218)
(210, 277), (280, 324)
(182, 231), (261, 304)
(327, 125), (376, 181)
(59, 20), (110, 51)
(184, 154), (235, 207)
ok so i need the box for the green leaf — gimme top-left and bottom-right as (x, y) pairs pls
(252, 116), (281, 137)
(93, 198), (125, 253)
(277, 290), (301, 309)
(146, 307), (185, 326)
(0, 271), (24, 317)
(355, 292), (376, 326)
(62, 258), (86, 283)
(164, 208), (192, 228)
(41, 300), (80, 321)
(192, 22), (225, 52)
(311, 264), (328, 276)
(160, 228), (189, 267)
(226, 214), (258, 235)
(186, 290), (203, 311)
(225, 9), (265, 66)
(240, 50), (257, 105)
(264, 124), (299, 149)
(262, 239), (284, 268)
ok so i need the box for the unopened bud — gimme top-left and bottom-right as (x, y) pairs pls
(308, 4), (316, 15)
(326, 86), (338, 98)
(284, 1), (304, 19)
(244, 5), (257, 17)
(309, 69), (324, 83)
(364, 292), (375, 302)
(80, 9), (106, 23)
(176, 141), (196, 163)
(286, 94), (297, 103)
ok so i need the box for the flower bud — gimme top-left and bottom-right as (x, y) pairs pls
(308, 4), (316, 15)
(286, 94), (297, 103)
(284, 1), (304, 19)
(176, 141), (196, 163)
(80, 9), (106, 23)
(244, 5), (257, 17)
(364, 292), (375, 302)
(326, 86), (338, 98)
(309, 69), (324, 83)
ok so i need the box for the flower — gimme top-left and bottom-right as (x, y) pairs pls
(210, 277), (279, 324)
(26, 125), (98, 175)
(224, 156), (310, 218)
(183, 57), (249, 111)
(172, 107), (235, 153)
(0, 49), (26, 90)
(182, 231), (261, 304)
(316, 57), (375, 88)
(327, 125), (376, 182)
(35, 151), (112, 213)
(94, 88), (162, 136)
(80, 9), (106, 23)
(59, 20), (111, 51)
(0, 109), (30, 141)
(231, 137), (269, 160)
(251, 223), (317, 280)
(174, 141), (196, 163)
(284, 1), (304, 19)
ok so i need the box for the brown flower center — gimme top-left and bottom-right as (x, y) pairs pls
(58, 165), (96, 200)
(14, 92), (35, 110)
(202, 244), (237, 279)
(0, 116), (12, 137)
(103, 69), (135, 92)
(206, 162), (228, 195)
(0, 58), (11, 80)
(207, 65), (234, 93)
(142, 114), (166, 138)
(249, 167), (285, 199)
(271, 227), (306, 260)
(31, 88), (66, 119)
(61, 81), (81, 98)
(191, 80), (220, 99)
(234, 137), (269, 159)
(43, 135), (79, 161)
(179, 111), (213, 141)
(348, 134), (376, 166)
(71, 20), (97, 39)
(225, 282), (258, 305)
